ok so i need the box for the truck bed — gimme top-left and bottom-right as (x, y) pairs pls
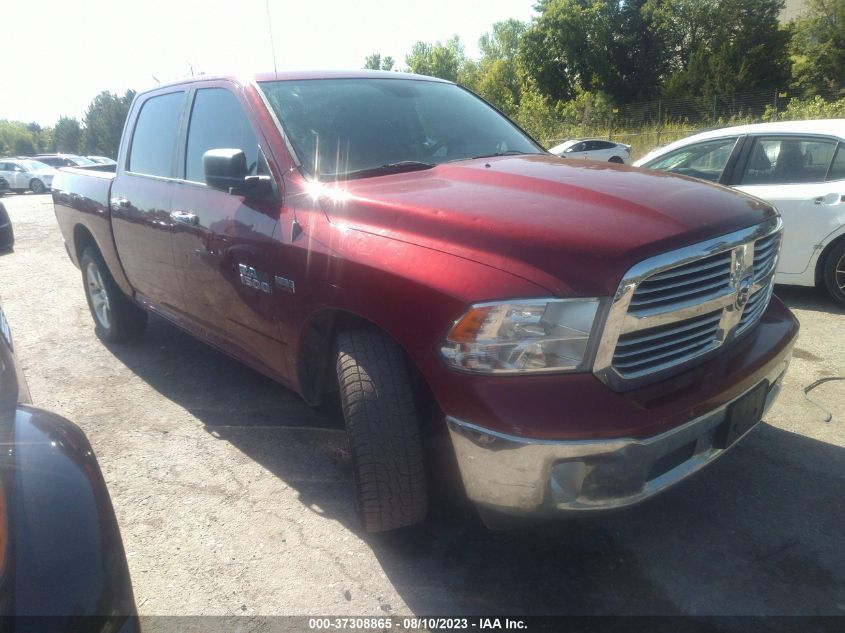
(52, 166), (134, 296)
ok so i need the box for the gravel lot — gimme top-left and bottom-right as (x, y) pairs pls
(1, 193), (844, 617)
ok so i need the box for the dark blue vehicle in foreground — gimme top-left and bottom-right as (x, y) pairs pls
(0, 201), (138, 631)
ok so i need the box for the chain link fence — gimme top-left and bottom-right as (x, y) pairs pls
(541, 85), (845, 161)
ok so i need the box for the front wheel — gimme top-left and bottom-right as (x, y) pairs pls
(823, 241), (845, 305)
(608, 156), (624, 164)
(80, 247), (147, 342)
(29, 179), (46, 194)
(335, 328), (428, 532)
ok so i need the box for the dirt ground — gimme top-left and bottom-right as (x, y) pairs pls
(1, 192), (843, 617)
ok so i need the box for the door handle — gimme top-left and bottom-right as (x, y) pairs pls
(110, 196), (130, 209)
(170, 210), (199, 226)
(814, 193), (842, 205)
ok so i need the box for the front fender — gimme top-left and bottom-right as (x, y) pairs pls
(282, 216), (548, 398)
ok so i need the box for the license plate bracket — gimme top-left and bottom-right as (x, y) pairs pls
(714, 381), (768, 449)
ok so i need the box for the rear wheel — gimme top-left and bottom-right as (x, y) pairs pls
(608, 156), (624, 164)
(29, 178), (46, 194)
(80, 247), (147, 342)
(823, 241), (845, 305)
(335, 328), (428, 532)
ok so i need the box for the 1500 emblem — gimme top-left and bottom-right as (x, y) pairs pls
(238, 263), (271, 294)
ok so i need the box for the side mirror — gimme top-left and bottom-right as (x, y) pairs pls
(203, 148), (248, 192)
(202, 148), (275, 201)
(0, 203), (14, 255)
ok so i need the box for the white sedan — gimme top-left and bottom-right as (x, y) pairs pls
(635, 120), (845, 304)
(549, 139), (631, 164)
(0, 159), (57, 194)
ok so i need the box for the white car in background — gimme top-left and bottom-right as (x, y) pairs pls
(550, 138), (631, 164)
(635, 120), (845, 304)
(87, 155), (117, 165)
(0, 158), (57, 194)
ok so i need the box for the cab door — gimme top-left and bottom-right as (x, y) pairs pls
(733, 136), (845, 275)
(110, 89), (187, 315)
(169, 84), (286, 376)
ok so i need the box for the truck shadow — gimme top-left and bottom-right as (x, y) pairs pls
(105, 316), (845, 616)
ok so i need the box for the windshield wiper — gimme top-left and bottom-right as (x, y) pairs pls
(470, 150), (534, 159)
(326, 161), (435, 181)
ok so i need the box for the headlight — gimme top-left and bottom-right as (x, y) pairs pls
(440, 298), (603, 374)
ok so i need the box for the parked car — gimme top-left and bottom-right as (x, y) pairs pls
(0, 176), (8, 194)
(52, 71), (797, 532)
(32, 153), (97, 169)
(635, 120), (845, 303)
(549, 138), (632, 163)
(0, 158), (57, 194)
(0, 202), (138, 628)
(87, 156), (118, 165)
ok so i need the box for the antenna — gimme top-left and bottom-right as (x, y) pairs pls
(266, 0), (278, 78)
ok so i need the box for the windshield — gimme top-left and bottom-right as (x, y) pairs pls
(258, 78), (543, 180)
(71, 156), (97, 166)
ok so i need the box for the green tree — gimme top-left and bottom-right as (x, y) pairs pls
(649, 0), (791, 97)
(0, 120), (38, 156)
(363, 53), (395, 71)
(790, 0), (845, 94)
(83, 90), (135, 157)
(53, 116), (83, 153)
(479, 18), (526, 61)
(405, 36), (464, 82)
(472, 20), (527, 115)
(14, 136), (36, 156)
(512, 84), (562, 143)
(643, 0), (716, 76)
(520, 0), (665, 104)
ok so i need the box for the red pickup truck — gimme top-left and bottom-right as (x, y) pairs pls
(52, 71), (798, 532)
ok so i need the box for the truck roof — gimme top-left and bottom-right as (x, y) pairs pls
(148, 69), (451, 92)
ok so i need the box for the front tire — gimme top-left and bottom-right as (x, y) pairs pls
(608, 156), (624, 164)
(80, 247), (147, 342)
(29, 179), (46, 194)
(823, 241), (845, 305)
(335, 328), (428, 532)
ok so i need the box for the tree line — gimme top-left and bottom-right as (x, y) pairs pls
(366, 0), (844, 140)
(0, 90), (135, 158)
(3, 0), (841, 158)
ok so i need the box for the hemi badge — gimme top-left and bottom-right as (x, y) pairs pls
(275, 276), (295, 293)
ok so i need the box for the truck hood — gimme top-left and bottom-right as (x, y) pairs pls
(318, 154), (775, 296)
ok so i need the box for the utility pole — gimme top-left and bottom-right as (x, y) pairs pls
(656, 99), (663, 147)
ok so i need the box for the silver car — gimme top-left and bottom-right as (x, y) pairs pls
(0, 158), (57, 194)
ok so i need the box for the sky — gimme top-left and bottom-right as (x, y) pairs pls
(1, 0), (538, 127)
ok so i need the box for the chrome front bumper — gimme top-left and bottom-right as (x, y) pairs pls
(447, 356), (790, 516)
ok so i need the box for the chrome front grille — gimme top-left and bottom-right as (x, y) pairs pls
(752, 232), (781, 283)
(594, 218), (782, 389)
(612, 309), (722, 374)
(627, 250), (733, 311)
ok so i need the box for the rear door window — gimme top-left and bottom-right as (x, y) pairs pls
(128, 91), (185, 178)
(184, 88), (259, 184)
(739, 136), (838, 185)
